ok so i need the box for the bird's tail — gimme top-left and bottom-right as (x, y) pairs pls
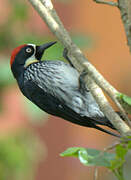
(94, 125), (121, 138)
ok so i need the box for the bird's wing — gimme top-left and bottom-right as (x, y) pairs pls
(24, 80), (119, 137)
(24, 61), (114, 129)
(24, 61), (80, 105)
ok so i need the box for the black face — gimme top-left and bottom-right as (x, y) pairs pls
(11, 42), (57, 79)
(11, 45), (35, 79)
(35, 46), (43, 60)
(15, 45), (35, 66)
(12, 42), (57, 67)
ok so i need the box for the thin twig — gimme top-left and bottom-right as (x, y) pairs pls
(94, 0), (131, 53)
(93, 0), (118, 7)
(103, 142), (120, 152)
(28, 0), (131, 136)
(103, 137), (131, 152)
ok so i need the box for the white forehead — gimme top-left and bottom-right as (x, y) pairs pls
(27, 44), (36, 55)
(27, 43), (36, 49)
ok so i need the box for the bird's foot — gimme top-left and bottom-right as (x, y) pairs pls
(79, 70), (89, 93)
(63, 48), (74, 68)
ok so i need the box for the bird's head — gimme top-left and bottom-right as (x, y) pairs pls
(10, 41), (56, 78)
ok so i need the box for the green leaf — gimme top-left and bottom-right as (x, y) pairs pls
(117, 93), (131, 114)
(127, 140), (131, 149)
(60, 147), (115, 167)
(117, 93), (131, 105)
(122, 95), (131, 105)
(82, 149), (115, 167)
(116, 145), (127, 160)
(110, 158), (124, 170)
(60, 147), (82, 157)
(78, 149), (88, 164)
(109, 144), (128, 171)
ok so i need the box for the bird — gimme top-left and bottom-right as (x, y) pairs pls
(10, 41), (120, 137)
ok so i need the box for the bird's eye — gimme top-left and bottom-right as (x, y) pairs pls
(26, 47), (32, 53)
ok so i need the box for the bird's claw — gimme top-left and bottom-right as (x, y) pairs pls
(79, 70), (89, 93)
(63, 48), (88, 93)
(63, 48), (74, 68)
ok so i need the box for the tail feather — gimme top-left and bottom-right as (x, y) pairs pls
(94, 125), (121, 138)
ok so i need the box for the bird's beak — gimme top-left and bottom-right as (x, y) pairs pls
(35, 41), (57, 60)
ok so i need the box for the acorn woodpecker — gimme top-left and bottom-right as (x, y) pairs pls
(10, 42), (120, 137)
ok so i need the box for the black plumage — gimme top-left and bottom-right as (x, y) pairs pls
(10, 42), (120, 137)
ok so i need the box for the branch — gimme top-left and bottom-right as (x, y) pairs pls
(83, 61), (131, 126)
(118, 0), (131, 52)
(28, 0), (131, 136)
(94, 0), (131, 52)
(93, 0), (118, 7)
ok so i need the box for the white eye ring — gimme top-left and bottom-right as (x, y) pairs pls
(26, 47), (32, 53)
